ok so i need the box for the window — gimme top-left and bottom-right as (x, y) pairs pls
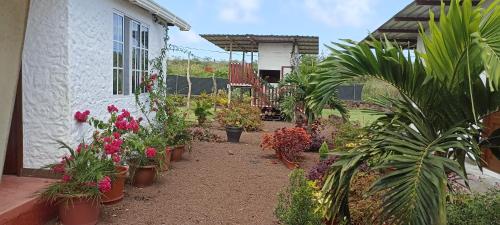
(113, 13), (124, 95)
(131, 21), (149, 93)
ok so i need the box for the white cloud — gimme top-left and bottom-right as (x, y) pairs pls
(169, 30), (204, 45)
(218, 0), (261, 23)
(303, 0), (377, 27)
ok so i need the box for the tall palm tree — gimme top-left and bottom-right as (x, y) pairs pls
(310, 0), (500, 224)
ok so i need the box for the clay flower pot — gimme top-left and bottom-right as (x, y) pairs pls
(160, 148), (172, 171)
(132, 165), (156, 188)
(102, 165), (128, 205)
(280, 153), (299, 170)
(171, 145), (185, 162)
(226, 126), (243, 143)
(58, 197), (100, 225)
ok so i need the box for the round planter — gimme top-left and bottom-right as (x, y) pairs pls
(58, 197), (100, 225)
(160, 148), (172, 171)
(225, 126), (243, 143)
(131, 165), (156, 188)
(280, 153), (299, 170)
(102, 165), (128, 205)
(171, 145), (185, 162)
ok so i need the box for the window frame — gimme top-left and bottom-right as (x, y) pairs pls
(112, 12), (125, 95)
(130, 19), (150, 94)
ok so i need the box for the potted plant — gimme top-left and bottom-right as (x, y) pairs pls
(41, 141), (115, 225)
(164, 113), (191, 162)
(216, 105), (244, 143)
(124, 129), (164, 187)
(261, 127), (312, 169)
(193, 99), (213, 126)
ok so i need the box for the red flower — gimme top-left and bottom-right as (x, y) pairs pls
(150, 74), (158, 81)
(103, 136), (112, 143)
(62, 174), (72, 182)
(115, 120), (128, 130)
(113, 132), (121, 139)
(104, 138), (122, 155)
(107, 104), (119, 113)
(74, 110), (90, 123)
(146, 84), (153, 92)
(120, 109), (130, 119)
(127, 119), (140, 133)
(98, 176), (112, 193)
(51, 163), (65, 174)
(76, 143), (88, 153)
(145, 147), (157, 158)
(112, 153), (121, 163)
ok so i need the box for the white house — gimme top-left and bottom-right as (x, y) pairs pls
(1, 0), (190, 176)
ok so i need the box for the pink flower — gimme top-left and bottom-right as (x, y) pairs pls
(113, 132), (121, 139)
(112, 154), (121, 163)
(76, 143), (88, 153)
(74, 110), (90, 123)
(52, 163), (65, 174)
(150, 74), (158, 81)
(145, 147), (157, 158)
(103, 136), (112, 143)
(98, 176), (112, 193)
(62, 174), (72, 182)
(120, 109), (130, 119)
(115, 120), (128, 130)
(104, 138), (122, 155)
(127, 119), (140, 133)
(107, 104), (119, 113)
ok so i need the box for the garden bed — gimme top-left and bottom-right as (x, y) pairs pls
(98, 121), (318, 225)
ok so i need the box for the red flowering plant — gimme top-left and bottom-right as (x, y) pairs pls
(261, 127), (312, 162)
(41, 141), (115, 203)
(124, 127), (165, 168)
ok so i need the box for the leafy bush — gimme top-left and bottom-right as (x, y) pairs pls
(193, 99), (213, 126)
(318, 142), (329, 160)
(275, 169), (322, 225)
(261, 127), (311, 161)
(346, 171), (384, 225)
(307, 120), (326, 152)
(447, 189), (500, 225)
(332, 121), (366, 150)
(216, 102), (262, 131)
(307, 156), (339, 183)
(124, 127), (165, 167)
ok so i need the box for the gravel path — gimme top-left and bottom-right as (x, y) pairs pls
(100, 121), (319, 225)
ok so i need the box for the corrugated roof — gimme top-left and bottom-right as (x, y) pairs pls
(365, 0), (480, 48)
(200, 34), (319, 54)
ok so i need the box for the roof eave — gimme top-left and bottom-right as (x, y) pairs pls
(129, 0), (191, 31)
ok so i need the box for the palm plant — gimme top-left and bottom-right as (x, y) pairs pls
(310, 0), (500, 224)
(280, 55), (348, 124)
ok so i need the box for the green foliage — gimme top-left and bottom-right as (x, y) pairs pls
(124, 127), (165, 167)
(41, 141), (115, 202)
(361, 78), (401, 102)
(319, 142), (329, 160)
(275, 169), (322, 225)
(447, 189), (500, 225)
(311, 1), (500, 224)
(331, 122), (366, 150)
(193, 98), (213, 126)
(216, 102), (262, 131)
(167, 57), (230, 78)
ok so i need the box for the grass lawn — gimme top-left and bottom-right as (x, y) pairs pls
(322, 109), (381, 126)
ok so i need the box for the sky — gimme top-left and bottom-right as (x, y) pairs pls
(157, 0), (413, 60)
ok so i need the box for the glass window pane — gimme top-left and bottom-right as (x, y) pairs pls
(113, 69), (117, 95)
(135, 49), (140, 70)
(118, 69), (123, 95)
(144, 50), (148, 71)
(117, 43), (123, 68)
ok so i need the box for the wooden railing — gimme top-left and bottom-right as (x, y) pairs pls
(228, 63), (282, 108)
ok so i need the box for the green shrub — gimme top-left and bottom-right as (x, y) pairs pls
(447, 189), (500, 225)
(319, 142), (329, 160)
(275, 169), (322, 225)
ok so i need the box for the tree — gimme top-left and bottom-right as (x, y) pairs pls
(310, 0), (500, 224)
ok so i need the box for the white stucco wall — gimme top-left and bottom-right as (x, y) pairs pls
(258, 43), (293, 71)
(23, 0), (72, 168)
(23, 0), (167, 168)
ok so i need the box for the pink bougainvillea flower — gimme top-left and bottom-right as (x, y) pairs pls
(98, 176), (112, 193)
(62, 174), (72, 182)
(127, 119), (140, 133)
(52, 163), (65, 174)
(103, 136), (112, 143)
(146, 84), (153, 92)
(111, 153), (121, 163)
(74, 110), (90, 123)
(107, 104), (119, 113)
(150, 74), (158, 81)
(113, 132), (121, 139)
(120, 109), (130, 119)
(145, 147), (157, 158)
(115, 120), (128, 130)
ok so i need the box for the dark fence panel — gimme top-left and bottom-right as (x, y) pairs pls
(166, 75), (228, 95)
(337, 84), (364, 101)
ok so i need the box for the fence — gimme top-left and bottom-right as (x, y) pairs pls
(166, 75), (363, 101)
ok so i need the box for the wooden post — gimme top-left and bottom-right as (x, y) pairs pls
(186, 53), (192, 109)
(228, 43), (233, 105)
(212, 59), (217, 112)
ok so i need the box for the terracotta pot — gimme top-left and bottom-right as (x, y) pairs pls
(58, 197), (100, 225)
(102, 165), (128, 205)
(171, 145), (185, 162)
(280, 153), (299, 170)
(132, 165), (156, 188)
(160, 148), (172, 171)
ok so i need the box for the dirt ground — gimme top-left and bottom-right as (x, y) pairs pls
(100, 121), (319, 225)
